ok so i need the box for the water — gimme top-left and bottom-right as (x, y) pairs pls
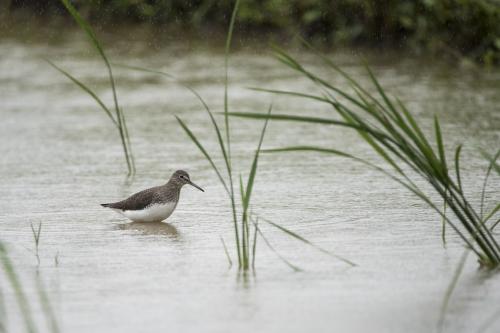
(1, 29), (499, 333)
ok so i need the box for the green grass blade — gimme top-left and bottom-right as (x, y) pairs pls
(239, 175), (246, 205)
(250, 218), (301, 272)
(481, 150), (500, 176)
(491, 218), (500, 231)
(223, 0), (240, 162)
(46, 60), (117, 126)
(219, 236), (233, 267)
(251, 217), (258, 269)
(59, 0), (105, 59)
(486, 204), (500, 229)
(441, 191), (447, 247)
(263, 146), (352, 157)
(397, 98), (433, 152)
(59, 0), (134, 175)
(227, 111), (388, 135)
(0, 243), (36, 333)
(119, 108), (135, 175)
(176, 116), (229, 193)
(259, 216), (356, 266)
(434, 115), (448, 178)
(480, 149), (500, 220)
(119, 64), (232, 191)
(454, 145), (463, 191)
(248, 87), (331, 104)
(262, 145), (481, 256)
(243, 105), (272, 213)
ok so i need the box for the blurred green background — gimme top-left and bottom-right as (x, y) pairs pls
(3, 0), (500, 65)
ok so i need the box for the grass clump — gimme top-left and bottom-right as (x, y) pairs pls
(119, 0), (355, 271)
(229, 41), (500, 268)
(176, 1), (355, 271)
(48, 0), (135, 176)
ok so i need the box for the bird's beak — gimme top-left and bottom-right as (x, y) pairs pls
(188, 180), (204, 192)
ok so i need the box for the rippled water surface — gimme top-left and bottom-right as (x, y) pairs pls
(1, 30), (500, 333)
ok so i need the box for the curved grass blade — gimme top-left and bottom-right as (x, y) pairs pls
(59, 0), (134, 175)
(220, 236), (233, 268)
(227, 111), (381, 134)
(175, 116), (229, 193)
(223, 0), (241, 161)
(480, 149), (500, 220)
(252, 217), (258, 269)
(454, 145), (463, 191)
(258, 216), (356, 267)
(117, 64), (232, 183)
(262, 145), (481, 256)
(434, 115), (448, 178)
(486, 204), (500, 230)
(46, 60), (117, 126)
(441, 191), (447, 247)
(437, 249), (469, 333)
(0, 243), (36, 333)
(250, 218), (301, 272)
(243, 105), (272, 214)
(248, 87), (331, 104)
(59, 0), (105, 59)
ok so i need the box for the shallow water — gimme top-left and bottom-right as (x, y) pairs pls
(1, 30), (500, 333)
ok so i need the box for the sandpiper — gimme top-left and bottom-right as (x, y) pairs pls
(101, 170), (204, 222)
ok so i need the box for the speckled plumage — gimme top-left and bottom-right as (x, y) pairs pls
(101, 170), (204, 222)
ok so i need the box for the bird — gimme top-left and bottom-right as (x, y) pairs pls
(101, 170), (204, 222)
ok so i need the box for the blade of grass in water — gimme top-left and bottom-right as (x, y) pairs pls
(259, 146), (481, 257)
(58, 0), (134, 175)
(176, 115), (242, 265)
(240, 104), (272, 268)
(116, 64), (233, 191)
(437, 249), (469, 333)
(480, 149), (500, 220)
(243, 105), (272, 214)
(46, 60), (117, 126)
(175, 117), (228, 193)
(249, 218), (301, 272)
(223, 0), (241, 160)
(257, 216), (356, 267)
(0, 243), (36, 333)
(251, 217), (259, 269)
(219, 236), (232, 268)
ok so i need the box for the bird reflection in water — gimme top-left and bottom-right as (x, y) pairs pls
(118, 221), (179, 238)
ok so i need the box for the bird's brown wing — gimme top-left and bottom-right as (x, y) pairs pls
(101, 187), (159, 211)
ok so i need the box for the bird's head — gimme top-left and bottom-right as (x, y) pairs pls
(170, 170), (204, 192)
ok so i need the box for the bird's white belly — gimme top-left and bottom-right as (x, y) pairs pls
(117, 202), (177, 222)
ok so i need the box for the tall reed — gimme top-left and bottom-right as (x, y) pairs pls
(229, 42), (500, 268)
(48, 0), (135, 175)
